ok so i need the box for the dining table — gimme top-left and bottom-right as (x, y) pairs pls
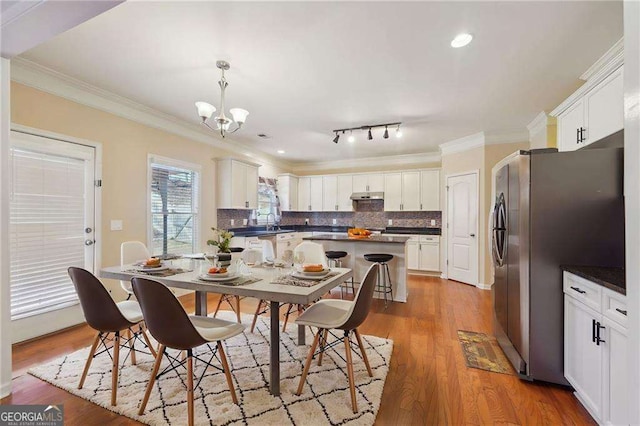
(100, 262), (353, 396)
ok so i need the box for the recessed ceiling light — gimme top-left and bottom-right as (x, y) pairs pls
(451, 33), (473, 48)
(277, 150), (285, 154)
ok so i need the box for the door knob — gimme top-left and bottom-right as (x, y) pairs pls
(470, 233), (476, 237)
(85, 239), (95, 246)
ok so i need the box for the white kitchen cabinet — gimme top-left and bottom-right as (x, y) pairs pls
(403, 235), (440, 272)
(322, 175), (338, 211)
(564, 294), (603, 420)
(420, 170), (440, 211)
(277, 174), (298, 211)
(298, 177), (322, 211)
(563, 271), (630, 425)
(585, 68), (624, 144)
(384, 171), (421, 211)
(383, 173), (402, 211)
(555, 66), (623, 152)
(217, 158), (260, 209)
(353, 173), (384, 192)
(337, 175), (353, 211)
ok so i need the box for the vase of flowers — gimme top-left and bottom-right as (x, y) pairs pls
(207, 228), (234, 266)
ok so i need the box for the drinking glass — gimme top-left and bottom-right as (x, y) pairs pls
(293, 252), (305, 272)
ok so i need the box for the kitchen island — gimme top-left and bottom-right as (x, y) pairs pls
(303, 233), (410, 302)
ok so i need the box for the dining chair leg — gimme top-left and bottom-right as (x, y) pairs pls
(111, 331), (121, 406)
(354, 329), (373, 377)
(282, 304), (294, 332)
(127, 329), (136, 365)
(217, 341), (238, 404)
(344, 332), (357, 413)
(296, 329), (322, 395)
(187, 350), (194, 426)
(213, 295), (224, 318)
(318, 329), (329, 366)
(140, 325), (157, 358)
(250, 300), (264, 333)
(78, 332), (101, 389)
(235, 296), (241, 324)
(139, 344), (166, 416)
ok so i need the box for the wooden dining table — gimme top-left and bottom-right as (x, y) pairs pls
(100, 264), (353, 396)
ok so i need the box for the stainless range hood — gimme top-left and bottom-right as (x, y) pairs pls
(350, 192), (384, 201)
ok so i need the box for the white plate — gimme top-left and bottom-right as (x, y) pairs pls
(135, 265), (169, 272)
(198, 273), (239, 282)
(291, 270), (331, 280)
(300, 268), (329, 276)
(205, 271), (230, 278)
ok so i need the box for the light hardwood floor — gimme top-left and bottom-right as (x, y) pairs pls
(2, 275), (595, 425)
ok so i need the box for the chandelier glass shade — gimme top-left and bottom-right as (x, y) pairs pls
(195, 61), (248, 138)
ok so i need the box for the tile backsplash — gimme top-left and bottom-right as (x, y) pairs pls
(217, 200), (441, 230)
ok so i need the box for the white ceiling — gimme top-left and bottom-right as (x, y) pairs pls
(18, 1), (622, 163)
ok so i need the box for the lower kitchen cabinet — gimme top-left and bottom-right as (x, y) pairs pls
(405, 235), (440, 273)
(563, 272), (629, 425)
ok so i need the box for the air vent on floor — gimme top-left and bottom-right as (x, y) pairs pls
(257, 133), (271, 139)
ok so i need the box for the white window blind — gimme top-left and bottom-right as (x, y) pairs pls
(150, 161), (199, 256)
(10, 148), (85, 319)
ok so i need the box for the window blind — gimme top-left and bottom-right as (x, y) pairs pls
(10, 148), (85, 319)
(150, 162), (199, 256)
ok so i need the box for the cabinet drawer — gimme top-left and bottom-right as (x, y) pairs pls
(603, 289), (628, 328)
(277, 233), (294, 241)
(563, 272), (602, 311)
(420, 236), (440, 243)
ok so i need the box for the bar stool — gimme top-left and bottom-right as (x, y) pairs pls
(363, 253), (394, 308)
(326, 251), (355, 298)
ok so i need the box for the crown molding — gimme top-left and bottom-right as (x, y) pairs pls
(290, 151), (441, 174)
(9, 57), (293, 171)
(526, 111), (557, 141)
(485, 129), (529, 145)
(551, 38), (624, 117)
(580, 37), (624, 81)
(438, 132), (485, 156)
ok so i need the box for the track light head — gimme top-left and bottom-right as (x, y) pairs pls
(396, 124), (403, 138)
(367, 128), (373, 140)
(348, 131), (355, 143)
(333, 133), (340, 144)
(383, 126), (389, 139)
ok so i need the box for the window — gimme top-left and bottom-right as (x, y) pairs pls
(9, 138), (96, 320)
(149, 157), (200, 256)
(256, 177), (279, 224)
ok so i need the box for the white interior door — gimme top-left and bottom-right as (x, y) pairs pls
(447, 172), (478, 285)
(9, 131), (97, 341)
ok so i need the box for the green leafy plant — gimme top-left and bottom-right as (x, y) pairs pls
(207, 228), (234, 253)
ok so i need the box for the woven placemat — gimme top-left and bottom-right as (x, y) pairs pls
(270, 272), (339, 287)
(191, 276), (261, 286)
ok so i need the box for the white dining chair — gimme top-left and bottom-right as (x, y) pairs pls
(295, 263), (379, 413)
(120, 241), (151, 299)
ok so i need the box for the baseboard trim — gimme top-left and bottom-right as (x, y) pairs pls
(408, 270), (441, 277)
(476, 282), (493, 290)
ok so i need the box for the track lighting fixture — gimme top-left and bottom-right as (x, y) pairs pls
(331, 122), (402, 144)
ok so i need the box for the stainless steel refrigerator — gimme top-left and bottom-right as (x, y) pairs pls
(491, 147), (624, 385)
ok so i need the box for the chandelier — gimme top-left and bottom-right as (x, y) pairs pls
(195, 60), (249, 138)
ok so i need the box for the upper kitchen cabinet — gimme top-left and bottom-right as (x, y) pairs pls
(322, 175), (353, 211)
(420, 170), (440, 210)
(383, 172), (420, 211)
(552, 40), (624, 152)
(277, 174), (298, 211)
(298, 176), (323, 211)
(352, 173), (384, 192)
(217, 158), (260, 209)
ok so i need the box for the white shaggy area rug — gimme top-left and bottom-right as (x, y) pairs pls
(28, 311), (393, 425)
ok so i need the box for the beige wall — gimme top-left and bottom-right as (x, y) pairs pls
(10, 82), (287, 301)
(441, 141), (529, 287)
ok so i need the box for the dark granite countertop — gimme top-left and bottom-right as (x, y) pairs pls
(562, 265), (625, 295)
(303, 234), (411, 244)
(382, 227), (441, 236)
(230, 225), (441, 237)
